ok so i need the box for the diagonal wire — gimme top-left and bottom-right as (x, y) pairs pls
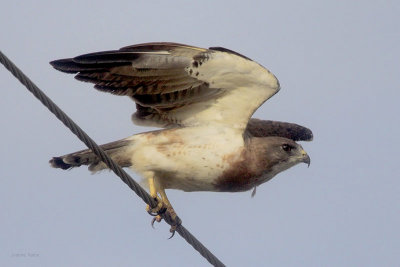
(0, 50), (225, 267)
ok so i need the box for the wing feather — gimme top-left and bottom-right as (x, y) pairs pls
(246, 118), (313, 141)
(50, 42), (280, 130)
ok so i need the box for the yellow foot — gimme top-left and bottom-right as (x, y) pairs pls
(146, 196), (166, 216)
(150, 205), (181, 238)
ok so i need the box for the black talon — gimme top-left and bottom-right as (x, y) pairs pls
(147, 198), (167, 217)
(147, 207), (166, 216)
(151, 217), (157, 228)
(168, 228), (176, 239)
(151, 216), (162, 228)
(147, 202), (179, 238)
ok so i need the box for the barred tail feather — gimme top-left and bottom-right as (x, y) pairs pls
(50, 139), (133, 172)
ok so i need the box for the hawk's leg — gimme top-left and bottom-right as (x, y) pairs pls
(149, 186), (177, 224)
(145, 173), (166, 215)
(152, 187), (180, 238)
(144, 173), (180, 236)
(159, 187), (177, 219)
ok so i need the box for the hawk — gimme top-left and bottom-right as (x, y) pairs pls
(49, 42), (312, 226)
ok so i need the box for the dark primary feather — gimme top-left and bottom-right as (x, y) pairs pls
(246, 118), (313, 141)
(49, 43), (219, 111)
(49, 57), (131, 73)
(50, 43), (232, 128)
(120, 42), (200, 52)
(73, 51), (141, 63)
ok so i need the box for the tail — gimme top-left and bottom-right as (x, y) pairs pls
(50, 138), (133, 172)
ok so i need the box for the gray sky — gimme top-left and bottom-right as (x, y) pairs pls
(1, 1), (399, 266)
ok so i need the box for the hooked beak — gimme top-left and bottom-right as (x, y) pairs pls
(301, 150), (311, 167)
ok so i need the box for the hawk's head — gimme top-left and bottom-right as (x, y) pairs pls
(250, 137), (310, 177)
(214, 136), (310, 192)
(258, 136), (309, 166)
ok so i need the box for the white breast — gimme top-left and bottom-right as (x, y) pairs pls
(129, 126), (244, 191)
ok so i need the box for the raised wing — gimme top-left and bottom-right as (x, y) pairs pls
(246, 118), (313, 141)
(50, 42), (280, 130)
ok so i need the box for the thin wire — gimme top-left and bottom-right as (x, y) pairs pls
(0, 50), (225, 267)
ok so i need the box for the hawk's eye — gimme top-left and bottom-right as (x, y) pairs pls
(281, 144), (294, 152)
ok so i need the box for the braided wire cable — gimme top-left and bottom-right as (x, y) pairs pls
(0, 50), (225, 267)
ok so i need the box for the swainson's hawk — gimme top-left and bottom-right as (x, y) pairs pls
(49, 42), (313, 226)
